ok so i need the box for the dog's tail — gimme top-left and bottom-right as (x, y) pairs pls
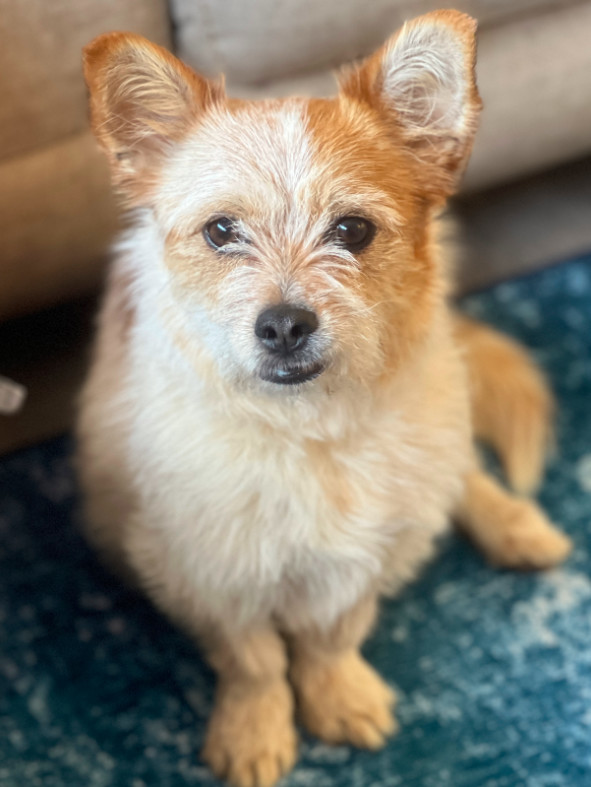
(454, 314), (554, 495)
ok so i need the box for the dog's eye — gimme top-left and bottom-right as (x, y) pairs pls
(333, 217), (375, 252)
(204, 217), (239, 249)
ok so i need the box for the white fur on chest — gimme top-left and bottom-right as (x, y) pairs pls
(123, 334), (462, 629)
(107, 239), (469, 630)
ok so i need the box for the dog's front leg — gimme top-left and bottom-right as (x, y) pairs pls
(123, 527), (297, 786)
(201, 625), (297, 787)
(289, 594), (397, 749)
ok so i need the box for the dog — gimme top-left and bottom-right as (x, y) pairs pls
(78, 11), (571, 786)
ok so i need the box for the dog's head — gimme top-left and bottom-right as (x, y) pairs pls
(84, 11), (480, 393)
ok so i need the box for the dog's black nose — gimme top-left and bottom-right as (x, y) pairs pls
(255, 304), (318, 355)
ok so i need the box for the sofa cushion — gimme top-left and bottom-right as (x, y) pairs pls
(0, 133), (117, 321)
(464, 2), (591, 190)
(0, 0), (171, 162)
(170, 0), (578, 87)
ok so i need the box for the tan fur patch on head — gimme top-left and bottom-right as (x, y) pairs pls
(303, 96), (443, 378)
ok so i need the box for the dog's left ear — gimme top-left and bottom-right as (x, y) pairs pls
(340, 10), (481, 198)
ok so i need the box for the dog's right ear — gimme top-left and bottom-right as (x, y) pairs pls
(83, 33), (223, 200)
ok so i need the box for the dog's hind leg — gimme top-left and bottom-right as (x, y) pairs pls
(455, 468), (571, 570)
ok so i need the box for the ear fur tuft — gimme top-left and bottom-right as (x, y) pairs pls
(340, 11), (481, 197)
(83, 32), (224, 200)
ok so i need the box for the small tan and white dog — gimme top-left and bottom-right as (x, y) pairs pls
(78, 11), (571, 787)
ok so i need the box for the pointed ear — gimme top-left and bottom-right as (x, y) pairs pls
(83, 32), (223, 200)
(340, 10), (481, 198)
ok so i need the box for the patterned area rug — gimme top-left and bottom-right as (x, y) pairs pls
(2, 256), (591, 787)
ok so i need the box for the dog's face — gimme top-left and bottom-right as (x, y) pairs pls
(84, 11), (480, 392)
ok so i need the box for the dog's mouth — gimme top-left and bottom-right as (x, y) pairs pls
(258, 360), (325, 386)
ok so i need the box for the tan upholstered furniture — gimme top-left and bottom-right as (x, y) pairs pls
(0, 0), (171, 321)
(2, 0), (591, 321)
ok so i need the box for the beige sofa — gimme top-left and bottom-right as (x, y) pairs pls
(2, 0), (591, 322)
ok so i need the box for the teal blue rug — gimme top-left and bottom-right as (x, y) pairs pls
(2, 256), (591, 787)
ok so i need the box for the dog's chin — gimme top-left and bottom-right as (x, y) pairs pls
(258, 360), (326, 387)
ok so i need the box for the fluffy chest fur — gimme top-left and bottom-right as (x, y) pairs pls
(110, 239), (471, 630)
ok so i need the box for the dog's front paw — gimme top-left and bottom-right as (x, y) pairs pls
(202, 679), (297, 787)
(485, 500), (572, 570)
(292, 650), (397, 749)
